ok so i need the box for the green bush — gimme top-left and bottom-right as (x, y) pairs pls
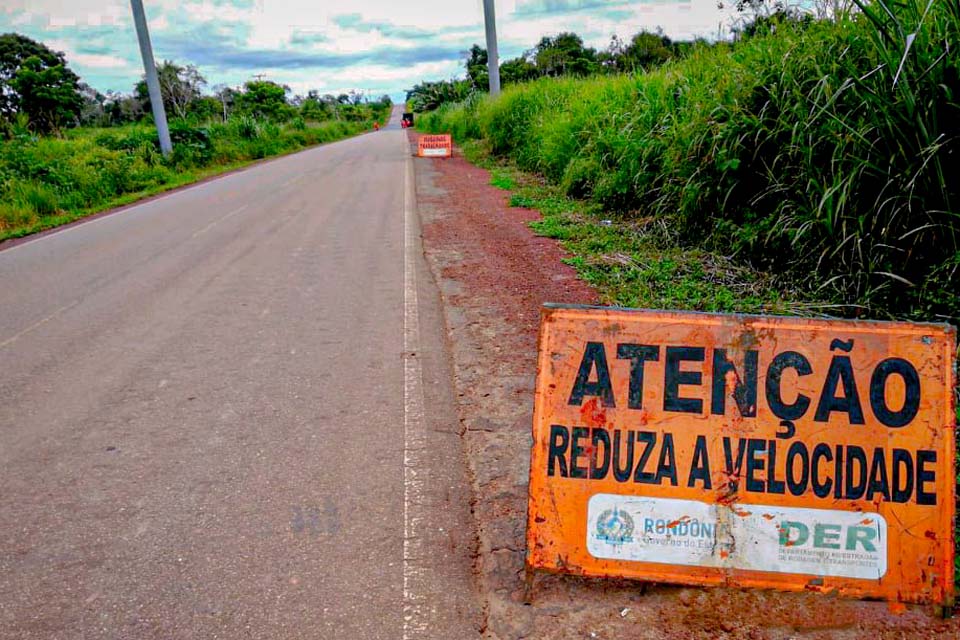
(0, 113), (376, 241)
(231, 116), (260, 140)
(421, 1), (960, 319)
(169, 123), (214, 165)
(94, 128), (156, 152)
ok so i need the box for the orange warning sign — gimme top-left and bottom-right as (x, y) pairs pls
(526, 304), (956, 606)
(417, 134), (452, 158)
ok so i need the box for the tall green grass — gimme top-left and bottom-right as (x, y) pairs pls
(420, 0), (959, 319)
(0, 117), (374, 241)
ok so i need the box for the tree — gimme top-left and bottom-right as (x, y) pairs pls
(104, 91), (144, 125)
(236, 80), (294, 120)
(300, 90), (332, 121)
(0, 33), (82, 131)
(499, 56), (538, 85)
(619, 30), (674, 72)
(597, 35), (626, 72)
(319, 94), (342, 119)
(78, 82), (109, 127)
(532, 33), (597, 77)
(406, 79), (472, 112)
(719, 1), (810, 38)
(188, 96), (222, 122)
(465, 44), (488, 90)
(11, 55), (83, 133)
(135, 60), (206, 119)
(212, 83), (239, 121)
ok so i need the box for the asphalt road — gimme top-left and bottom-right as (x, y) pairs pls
(0, 107), (480, 639)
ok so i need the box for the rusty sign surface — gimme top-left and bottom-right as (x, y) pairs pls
(526, 304), (956, 606)
(417, 134), (452, 158)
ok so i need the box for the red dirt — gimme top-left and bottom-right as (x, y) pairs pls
(409, 130), (959, 639)
(418, 147), (598, 343)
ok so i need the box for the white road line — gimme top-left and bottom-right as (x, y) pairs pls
(403, 140), (429, 639)
(191, 203), (250, 238)
(0, 299), (80, 350)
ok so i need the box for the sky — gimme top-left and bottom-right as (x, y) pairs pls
(0, 1), (738, 102)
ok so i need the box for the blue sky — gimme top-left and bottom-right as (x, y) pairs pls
(1, 1), (736, 101)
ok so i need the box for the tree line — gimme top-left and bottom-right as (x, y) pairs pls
(407, 2), (821, 112)
(406, 29), (708, 112)
(0, 32), (391, 136)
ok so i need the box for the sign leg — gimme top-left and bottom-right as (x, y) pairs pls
(522, 565), (536, 605)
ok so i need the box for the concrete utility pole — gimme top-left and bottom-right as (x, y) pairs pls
(482, 0), (501, 96)
(130, 0), (172, 156)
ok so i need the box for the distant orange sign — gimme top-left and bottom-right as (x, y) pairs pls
(526, 305), (956, 606)
(417, 134), (452, 158)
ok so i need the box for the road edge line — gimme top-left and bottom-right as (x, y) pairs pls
(403, 138), (428, 639)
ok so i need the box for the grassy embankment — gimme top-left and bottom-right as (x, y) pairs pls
(420, 2), (958, 321)
(0, 115), (384, 242)
(419, 1), (959, 588)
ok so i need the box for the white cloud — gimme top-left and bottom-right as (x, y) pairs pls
(321, 25), (393, 54)
(40, 38), (134, 76)
(72, 53), (131, 69)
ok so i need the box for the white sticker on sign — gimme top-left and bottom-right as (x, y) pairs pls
(586, 494), (887, 580)
(421, 147), (449, 157)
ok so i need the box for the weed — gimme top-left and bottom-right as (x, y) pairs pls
(509, 194), (536, 208)
(489, 169), (515, 190)
(13, 180), (60, 216)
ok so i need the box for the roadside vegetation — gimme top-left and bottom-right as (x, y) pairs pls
(416, 0), (958, 323)
(476, 147), (799, 314)
(0, 33), (391, 241)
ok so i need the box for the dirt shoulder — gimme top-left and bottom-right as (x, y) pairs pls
(408, 130), (959, 640)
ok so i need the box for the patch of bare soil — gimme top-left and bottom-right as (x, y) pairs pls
(408, 131), (958, 640)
